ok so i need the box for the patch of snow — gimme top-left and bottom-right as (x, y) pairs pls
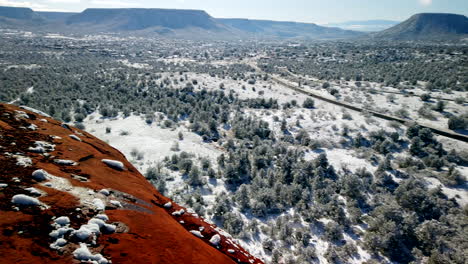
(14, 110), (29, 119)
(24, 187), (43, 196)
(163, 202), (172, 208)
(99, 189), (110, 196)
(11, 194), (42, 206)
(54, 159), (78, 166)
(110, 200), (122, 207)
(103, 223), (116, 233)
(93, 198), (106, 211)
(69, 134), (82, 142)
(28, 141), (55, 154)
(54, 216), (71, 226)
(73, 223), (100, 240)
(73, 243), (109, 264)
(305, 148), (375, 173)
(94, 214), (109, 221)
(0, 183), (7, 188)
(20, 106), (50, 117)
(209, 234), (221, 246)
(9, 154), (32, 167)
(32, 169), (48, 181)
(49, 227), (73, 239)
(190, 230), (204, 238)
(27, 124), (38, 130)
(50, 238), (67, 249)
(102, 159), (125, 170)
(426, 177), (468, 206)
(84, 113), (222, 173)
(88, 218), (106, 228)
(172, 209), (185, 216)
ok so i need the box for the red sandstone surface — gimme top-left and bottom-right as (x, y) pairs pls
(0, 103), (263, 264)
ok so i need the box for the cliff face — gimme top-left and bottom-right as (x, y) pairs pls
(0, 103), (262, 264)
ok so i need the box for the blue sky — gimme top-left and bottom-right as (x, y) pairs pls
(0, 0), (467, 23)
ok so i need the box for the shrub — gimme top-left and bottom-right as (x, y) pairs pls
(420, 93), (431, 101)
(448, 115), (467, 130)
(432, 101), (445, 112)
(302, 98), (315, 109)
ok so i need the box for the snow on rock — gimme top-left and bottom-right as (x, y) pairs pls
(99, 189), (110, 196)
(110, 200), (122, 207)
(28, 141), (55, 153)
(73, 243), (109, 264)
(11, 194), (42, 206)
(88, 218), (106, 228)
(69, 134), (82, 142)
(54, 216), (70, 226)
(209, 234), (221, 246)
(14, 155), (32, 167)
(20, 106), (51, 117)
(54, 159), (77, 166)
(228, 249), (235, 254)
(27, 124), (38, 131)
(93, 198), (106, 211)
(14, 110), (29, 119)
(73, 223), (100, 240)
(104, 223), (117, 233)
(172, 209), (185, 216)
(0, 183), (8, 188)
(32, 169), (48, 181)
(50, 238), (67, 250)
(190, 230), (204, 238)
(102, 159), (125, 171)
(95, 214), (109, 221)
(24, 187), (43, 196)
(49, 227), (73, 239)
(164, 202), (172, 208)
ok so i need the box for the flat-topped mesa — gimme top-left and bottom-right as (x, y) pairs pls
(0, 103), (263, 264)
(66, 8), (223, 31)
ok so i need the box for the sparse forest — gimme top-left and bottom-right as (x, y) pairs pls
(1, 31), (467, 264)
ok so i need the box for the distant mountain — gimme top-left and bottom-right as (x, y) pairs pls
(0, 6), (362, 39)
(373, 13), (468, 40)
(66, 8), (225, 33)
(218, 18), (364, 39)
(0, 6), (42, 20)
(326, 20), (399, 32)
(37, 11), (77, 22)
(0, 6), (45, 26)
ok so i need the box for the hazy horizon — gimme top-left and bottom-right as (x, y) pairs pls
(0, 0), (467, 24)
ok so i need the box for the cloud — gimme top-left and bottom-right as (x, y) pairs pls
(419, 0), (432, 6)
(0, 0), (73, 11)
(0, 0), (42, 8)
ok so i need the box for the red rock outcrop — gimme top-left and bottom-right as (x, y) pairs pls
(0, 103), (263, 264)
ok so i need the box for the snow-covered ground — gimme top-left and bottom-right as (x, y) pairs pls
(84, 113), (222, 173)
(81, 71), (467, 264)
